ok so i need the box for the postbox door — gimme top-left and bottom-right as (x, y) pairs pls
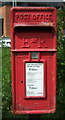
(12, 51), (56, 113)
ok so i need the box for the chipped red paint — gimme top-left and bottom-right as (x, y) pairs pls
(10, 7), (57, 114)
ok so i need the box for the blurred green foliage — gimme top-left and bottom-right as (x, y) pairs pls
(2, 7), (65, 119)
(57, 7), (65, 106)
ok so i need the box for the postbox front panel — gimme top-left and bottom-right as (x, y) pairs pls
(11, 7), (56, 51)
(10, 7), (57, 114)
(14, 27), (55, 49)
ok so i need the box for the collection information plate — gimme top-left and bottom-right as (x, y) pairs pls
(26, 63), (44, 97)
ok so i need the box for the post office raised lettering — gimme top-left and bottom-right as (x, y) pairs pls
(15, 13), (53, 22)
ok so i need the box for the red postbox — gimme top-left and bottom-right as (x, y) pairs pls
(10, 7), (57, 114)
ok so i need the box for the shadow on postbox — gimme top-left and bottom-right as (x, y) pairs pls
(10, 7), (57, 114)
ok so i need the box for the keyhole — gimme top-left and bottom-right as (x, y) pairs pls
(21, 81), (23, 83)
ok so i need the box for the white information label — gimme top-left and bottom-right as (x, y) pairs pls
(26, 63), (44, 97)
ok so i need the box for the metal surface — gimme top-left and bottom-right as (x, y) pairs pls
(10, 7), (57, 114)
